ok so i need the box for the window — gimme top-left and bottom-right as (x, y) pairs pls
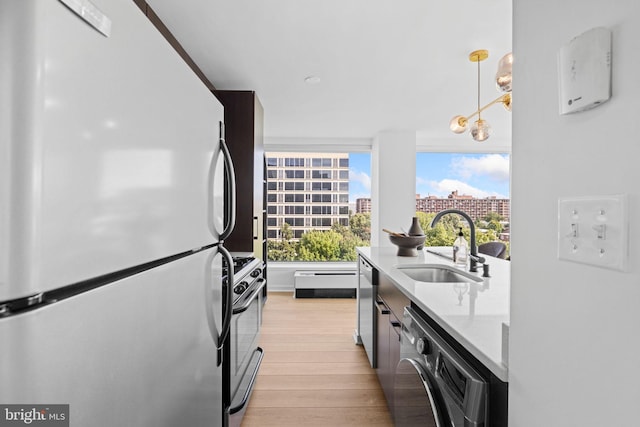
(312, 158), (332, 167)
(312, 170), (332, 179)
(285, 157), (304, 167)
(284, 194), (304, 203)
(311, 218), (332, 227)
(284, 182), (304, 191)
(284, 206), (304, 215)
(416, 152), (511, 249)
(285, 170), (304, 179)
(312, 194), (332, 203)
(311, 206), (332, 215)
(312, 182), (332, 191)
(266, 152), (371, 261)
(284, 217), (304, 226)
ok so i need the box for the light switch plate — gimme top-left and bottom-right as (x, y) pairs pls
(557, 194), (628, 271)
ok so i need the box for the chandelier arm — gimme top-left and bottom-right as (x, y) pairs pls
(462, 93), (511, 122)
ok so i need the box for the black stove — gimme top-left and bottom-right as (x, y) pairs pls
(223, 256), (263, 304)
(232, 256), (256, 274)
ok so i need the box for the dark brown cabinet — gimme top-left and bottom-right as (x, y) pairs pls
(375, 272), (410, 417)
(216, 90), (266, 262)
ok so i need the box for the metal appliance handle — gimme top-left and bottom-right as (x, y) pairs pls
(435, 353), (465, 405)
(219, 122), (236, 240)
(218, 245), (234, 350)
(390, 319), (402, 340)
(376, 298), (390, 315)
(253, 216), (259, 240)
(228, 347), (264, 415)
(233, 278), (266, 315)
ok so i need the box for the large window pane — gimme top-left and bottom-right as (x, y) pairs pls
(415, 152), (511, 251)
(266, 152), (371, 261)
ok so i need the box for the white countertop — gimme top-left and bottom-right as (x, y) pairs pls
(357, 246), (510, 381)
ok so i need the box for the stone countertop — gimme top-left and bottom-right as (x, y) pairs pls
(357, 246), (510, 381)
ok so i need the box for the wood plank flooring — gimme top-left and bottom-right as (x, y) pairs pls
(241, 292), (394, 427)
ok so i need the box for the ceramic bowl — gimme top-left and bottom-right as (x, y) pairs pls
(388, 234), (426, 257)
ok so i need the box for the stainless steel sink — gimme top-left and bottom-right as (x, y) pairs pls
(395, 264), (482, 283)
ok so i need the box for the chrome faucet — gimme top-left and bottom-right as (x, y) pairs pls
(429, 209), (485, 273)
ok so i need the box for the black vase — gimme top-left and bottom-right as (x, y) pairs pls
(408, 217), (424, 250)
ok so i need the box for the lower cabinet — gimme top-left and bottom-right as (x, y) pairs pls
(375, 272), (409, 419)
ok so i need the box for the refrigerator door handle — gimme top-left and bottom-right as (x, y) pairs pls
(204, 245), (234, 360)
(217, 245), (234, 350)
(219, 122), (236, 241)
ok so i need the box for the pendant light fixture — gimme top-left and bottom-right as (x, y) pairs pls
(449, 50), (513, 142)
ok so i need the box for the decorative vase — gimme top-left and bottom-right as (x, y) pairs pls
(408, 217), (425, 250)
(408, 217), (424, 235)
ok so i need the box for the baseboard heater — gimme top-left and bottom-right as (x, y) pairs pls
(293, 270), (357, 298)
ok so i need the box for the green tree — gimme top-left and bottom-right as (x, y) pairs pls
(349, 212), (371, 242)
(419, 211), (466, 247)
(266, 239), (298, 261)
(280, 222), (294, 241)
(266, 222), (299, 261)
(476, 212), (504, 234)
(298, 230), (343, 261)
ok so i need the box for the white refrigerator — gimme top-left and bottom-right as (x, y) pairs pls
(0, 0), (235, 425)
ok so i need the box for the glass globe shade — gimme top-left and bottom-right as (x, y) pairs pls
(471, 119), (491, 142)
(449, 115), (468, 134)
(496, 52), (513, 93)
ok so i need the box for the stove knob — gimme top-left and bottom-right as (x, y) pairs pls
(233, 281), (249, 294)
(250, 268), (262, 278)
(416, 338), (431, 355)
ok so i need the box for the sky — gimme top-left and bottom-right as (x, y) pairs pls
(349, 152), (510, 203)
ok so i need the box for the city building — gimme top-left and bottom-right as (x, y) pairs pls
(416, 190), (510, 222)
(355, 197), (371, 214)
(357, 190), (510, 222)
(265, 152), (350, 240)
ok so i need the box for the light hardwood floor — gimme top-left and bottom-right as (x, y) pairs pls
(241, 292), (394, 427)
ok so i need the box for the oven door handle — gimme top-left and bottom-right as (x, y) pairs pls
(228, 347), (264, 415)
(232, 278), (266, 315)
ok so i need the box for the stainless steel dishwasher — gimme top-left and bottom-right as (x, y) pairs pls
(357, 256), (377, 368)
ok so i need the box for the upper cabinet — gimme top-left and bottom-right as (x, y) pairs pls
(217, 91), (265, 261)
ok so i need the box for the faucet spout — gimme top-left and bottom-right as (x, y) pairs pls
(430, 209), (481, 272)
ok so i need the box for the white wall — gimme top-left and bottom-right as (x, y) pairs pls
(510, 2), (640, 426)
(371, 131), (417, 247)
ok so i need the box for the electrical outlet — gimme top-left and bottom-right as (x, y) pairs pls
(557, 195), (628, 271)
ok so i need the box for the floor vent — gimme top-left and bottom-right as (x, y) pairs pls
(293, 270), (357, 298)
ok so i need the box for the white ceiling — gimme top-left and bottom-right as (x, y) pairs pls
(145, 0), (512, 149)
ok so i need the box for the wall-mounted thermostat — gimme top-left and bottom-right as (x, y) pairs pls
(557, 27), (612, 115)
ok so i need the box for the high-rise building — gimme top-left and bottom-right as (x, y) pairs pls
(265, 152), (350, 240)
